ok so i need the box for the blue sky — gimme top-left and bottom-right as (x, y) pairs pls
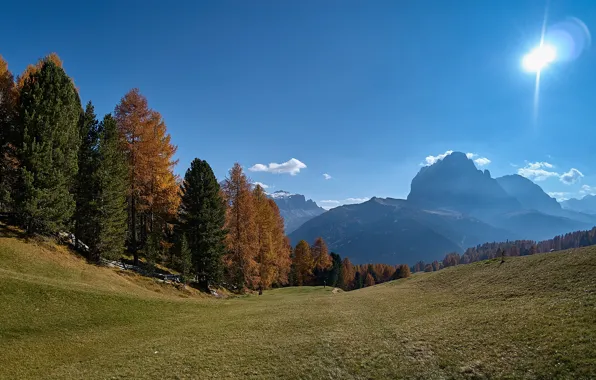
(2, 0), (596, 207)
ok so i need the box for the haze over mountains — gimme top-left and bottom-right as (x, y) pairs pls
(287, 151), (596, 264)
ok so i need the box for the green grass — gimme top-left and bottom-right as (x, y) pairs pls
(1, 225), (595, 379)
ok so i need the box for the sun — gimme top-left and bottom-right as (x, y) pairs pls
(522, 44), (557, 73)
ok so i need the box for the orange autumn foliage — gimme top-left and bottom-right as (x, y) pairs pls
(114, 89), (179, 260)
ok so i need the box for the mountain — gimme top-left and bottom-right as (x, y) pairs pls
(289, 197), (516, 264)
(290, 151), (594, 264)
(408, 152), (521, 217)
(561, 195), (596, 214)
(269, 191), (325, 233)
(495, 174), (561, 215)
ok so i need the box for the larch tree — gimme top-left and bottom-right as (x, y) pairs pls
(94, 114), (128, 261)
(0, 55), (17, 211)
(311, 237), (332, 285)
(15, 56), (81, 234)
(364, 273), (375, 287)
(292, 240), (313, 286)
(269, 199), (291, 287)
(339, 257), (355, 290)
(115, 88), (179, 265)
(222, 163), (258, 290)
(178, 158), (227, 286)
(74, 102), (100, 252)
(253, 185), (277, 291)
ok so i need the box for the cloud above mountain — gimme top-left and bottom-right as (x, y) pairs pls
(517, 162), (559, 181)
(253, 181), (270, 189)
(323, 173), (332, 180)
(580, 184), (596, 195)
(517, 162), (583, 185)
(547, 191), (571, 201)
(249, 158), (307, 176)
(560, 168), (584, 184)
(423, 150), (490, 167)
(318, 197), (370, 210)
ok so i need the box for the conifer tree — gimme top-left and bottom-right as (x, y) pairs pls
(179, 233), (192, 284)
(115, 89), (179, 264)
(253, 185), (277, 290)
(328, 252), (342, 287)
(339, 257), (355, 290)
(178, 158), (226, 286)
(15, 56), (81, 233)
(293, 240), (313, 286)
(311, 237), (332, 285)
(0, 56), (17, 211)
(270, 201), (291, 286)
(364, 273), (375, 287)
(94, 114), (128, 261)
(74, 102), (100, 251)
(222, 163), (258, 290)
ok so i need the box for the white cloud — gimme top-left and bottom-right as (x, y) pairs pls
(474, 157), (491, 166)
(423, 150), (490, 167)
(517, 162), (559, 181)
(318, 197), (370, 210)
(580, 185), (596, 195)
(423, 150), (453, 166)
(323, 173), (332, 180)
(253, 181), (269, 189)
(559, 168), (584, 185)
(547, 192), (571, 201)
(249, 158), (306, 176)
(517, 161), (584, 185)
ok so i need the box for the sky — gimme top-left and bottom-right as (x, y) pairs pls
(2, 0), (596, 207)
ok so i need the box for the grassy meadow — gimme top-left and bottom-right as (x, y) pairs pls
(1, 224), (595, 379)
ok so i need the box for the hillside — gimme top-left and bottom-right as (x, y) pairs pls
(2, 228), (595, 379)
(289, 197), (516, 264)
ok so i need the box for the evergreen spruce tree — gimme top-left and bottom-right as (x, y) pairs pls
(0, 56), (17, 211)
(15, 58), (81, 233)
(74, 102), (100, 252)
(94, 114), (128, 261)
(178, 158), (226, 286)
(179, 233), (192, 285)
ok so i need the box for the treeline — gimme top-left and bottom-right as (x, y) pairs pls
(410, 226), (596, 273)
(289, 238), (411, 290)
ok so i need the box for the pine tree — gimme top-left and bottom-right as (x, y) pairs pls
(364, 273), (375, 287)
(222, 163), (258, 290)
(179, 233), (192, 285)
(74, 102), (100, 253)
(328, 252), (342, 287)
(253, 185), (277, 290)
(15, 56), (81, 234)
(0, 55), (17, 211)
(293, 240), (313, 286)
(94, 114), (128, 261)
(178, 158), (227, 287)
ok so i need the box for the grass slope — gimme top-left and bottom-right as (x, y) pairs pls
(1, 226), (595, 379)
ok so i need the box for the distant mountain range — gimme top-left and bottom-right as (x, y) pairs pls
(268, 191), (325, 234)
(561, 195), (596, 214)
(288, 151), (596, 264)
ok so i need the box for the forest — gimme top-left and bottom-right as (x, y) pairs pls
(0, 53), (410, 293)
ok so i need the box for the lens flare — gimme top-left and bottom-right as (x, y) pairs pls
(522, 44), (557, 73)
